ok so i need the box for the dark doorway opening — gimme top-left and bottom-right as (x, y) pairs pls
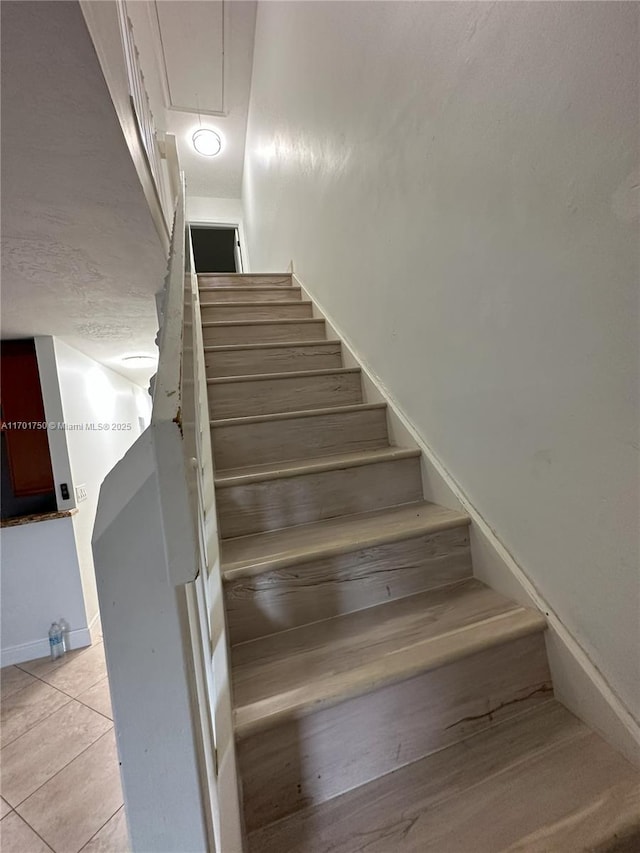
(190, 226), (240, 273)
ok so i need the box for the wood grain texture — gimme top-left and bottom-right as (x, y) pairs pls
(238, 631), (552, 831)
(205, 341), (343, 378)
(216, 451), (423, 538)
(200, 286), (302, 304)
(220, 502), (471, 580)
(225, 525), (472, 644)
(212, 402), (388, 471)
(198, 274), (292, 288)
(232, 580), (544, 731)
(247, 702), (640, 853)
(202, 319), (326, 345)
(200, 302), (313, 322)
(207, 368), (362, 419)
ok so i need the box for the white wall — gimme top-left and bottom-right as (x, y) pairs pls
(242, 1), (640, 720)
(0, 339), (151, 664)
(53, 340), (151, 626)
(0, 517), (87, 665)
(187, 196), (242, 225)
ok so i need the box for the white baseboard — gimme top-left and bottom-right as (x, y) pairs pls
(88, 608), (103, 644)
(1, 626), (93, 668)
(293, 272), (640, 768)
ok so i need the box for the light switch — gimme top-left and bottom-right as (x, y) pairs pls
(75, 484), (88, 503)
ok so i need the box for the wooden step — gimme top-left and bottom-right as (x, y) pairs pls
(225, 523), (471, 645)
(200, 301), (313, 322)
(221, 502), (470, 581)
(215, 448), (423, 538)
(199, 286), (303, 304)
(222, 502), (471, 648)
(204, 340), (342, 378)
(207, 367), (362, 419)
(234, 581), (550, 830)
(198, 273), (292, 288)
(202, 319), (326, 346)
(211, 402), (388, 469)
(232, 579), (547, 737)
(247, 701), (640, 853)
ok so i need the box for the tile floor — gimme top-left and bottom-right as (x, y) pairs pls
(0, 629), (129, 853)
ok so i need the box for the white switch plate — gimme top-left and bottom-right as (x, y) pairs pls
(75, 484), (88, 503)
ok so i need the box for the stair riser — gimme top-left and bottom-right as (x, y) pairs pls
(205, 343), (342, 379)
(217, 456), (423, 539)
(200, 288), (302, 304)
(238, 632), (552, 832)
(208, 372), (362, 419)
(202, 321), (326, 346)
(212, 406), (387, 469)
(226, 526), (473, 644)
(201, 303), (313, 322)
(199, 275), (292, 288)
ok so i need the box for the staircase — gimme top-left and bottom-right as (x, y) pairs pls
(201, 273), (640, 852)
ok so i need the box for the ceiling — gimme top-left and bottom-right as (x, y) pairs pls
(1, 1), (167, 387)
(1, 1), (256, 388)
(125, 0), (257, 200)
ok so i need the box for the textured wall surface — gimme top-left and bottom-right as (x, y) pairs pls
(1, 1), (166, 372)
(242, 2), (640, 716)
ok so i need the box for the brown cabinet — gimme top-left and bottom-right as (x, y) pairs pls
(1, 340), (55, 497)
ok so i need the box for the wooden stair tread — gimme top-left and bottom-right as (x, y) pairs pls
(207, 366), (359, 385)
(204, 339), (341, 353)
(198, 273), (292, 286)
(215, 447), (419, 485)
(232, 578), (546, 738)
(247, 700), (640, 853)
(220, 501), (470, 580)
(210, 401), (386, 427)
(201, 300), (308, 308)
(200, 286), (301, 294)
(201, 317), (324, 327)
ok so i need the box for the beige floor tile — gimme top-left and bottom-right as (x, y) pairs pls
(80, 807), (130, 853)
(17, 643), (96, 682)
(1, 678), (71, 748)
(0, 811), (53, 852)
(20, 643), (107, 698)
(0, 797), (12, 819)
(1, 701), (112, 807)
(17, 730), (123, 853)
(1, 666), (37, 700)
(77, 678), (112, 721)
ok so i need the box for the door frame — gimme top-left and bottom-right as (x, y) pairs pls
(187, 221), (248, 273)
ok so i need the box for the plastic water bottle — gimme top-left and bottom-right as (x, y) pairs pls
(49, 622), (64, 661)
(58, 618), (70, 653)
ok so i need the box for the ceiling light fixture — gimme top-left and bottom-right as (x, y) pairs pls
(122, 355), (157, 367)
(192, 128), (222, 157)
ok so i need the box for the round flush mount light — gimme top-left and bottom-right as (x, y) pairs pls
(192, 128), (223, 157)
(122, 355), (157, 367)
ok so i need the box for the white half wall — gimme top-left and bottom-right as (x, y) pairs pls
(0, 516), (88, 666)
(52, 339), (151, 626)
(242, 0), (640, 726)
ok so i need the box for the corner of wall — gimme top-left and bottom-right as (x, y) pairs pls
(34, 335), (76, 514)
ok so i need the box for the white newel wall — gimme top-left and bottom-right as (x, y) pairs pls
(241, 1), (640, 737)
(0, 518), (87, 665)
